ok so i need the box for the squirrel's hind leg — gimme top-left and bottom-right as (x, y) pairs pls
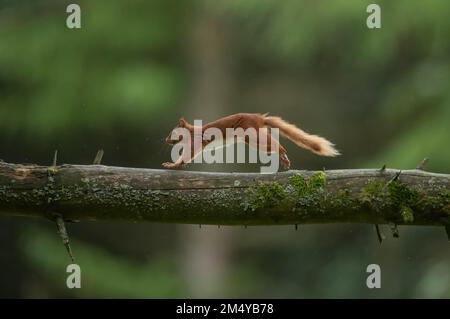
(279, 150), (291, 170)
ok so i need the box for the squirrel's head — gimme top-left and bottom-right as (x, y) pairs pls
(165, 118), (191, 145)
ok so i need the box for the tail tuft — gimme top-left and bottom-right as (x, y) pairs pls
(263, 115), (340, 157)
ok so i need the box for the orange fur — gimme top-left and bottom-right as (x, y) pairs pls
(263, 115), (340, 157)
(163, 113), (339, 170)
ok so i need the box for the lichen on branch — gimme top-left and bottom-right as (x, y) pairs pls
(0, 162), (449, 226)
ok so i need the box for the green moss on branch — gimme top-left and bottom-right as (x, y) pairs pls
(0, 162), (449, 226)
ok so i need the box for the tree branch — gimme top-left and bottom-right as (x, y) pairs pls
(0, 161), (449, 226)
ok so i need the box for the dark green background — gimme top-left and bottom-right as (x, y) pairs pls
(0, 0), (449, 298)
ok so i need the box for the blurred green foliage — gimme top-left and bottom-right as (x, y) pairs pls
(0, 0), (185, 136)
(217, 0), (450, 171)
(0, 0), (449, 298)
(22, 226), (183, 297)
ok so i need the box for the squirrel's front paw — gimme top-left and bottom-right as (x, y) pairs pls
(162, 162), (175, 169)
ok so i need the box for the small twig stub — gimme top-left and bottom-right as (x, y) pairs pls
(375, 224), (384, 244)
(52, 150), (58, 167)
(53, 214), (75, 262)
(93, 149), (104, 165)
(416, 158), (429, 170)
(386, 170), (402, 188)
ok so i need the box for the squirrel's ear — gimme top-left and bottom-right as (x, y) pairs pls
(179, 118), (186, 127)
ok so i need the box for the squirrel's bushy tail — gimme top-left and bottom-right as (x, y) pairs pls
(263, 115), (340, 157)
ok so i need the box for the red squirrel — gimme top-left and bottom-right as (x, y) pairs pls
(163, 113), (339, 170)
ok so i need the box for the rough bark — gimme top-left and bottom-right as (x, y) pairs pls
(0, 161), (449, 226)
